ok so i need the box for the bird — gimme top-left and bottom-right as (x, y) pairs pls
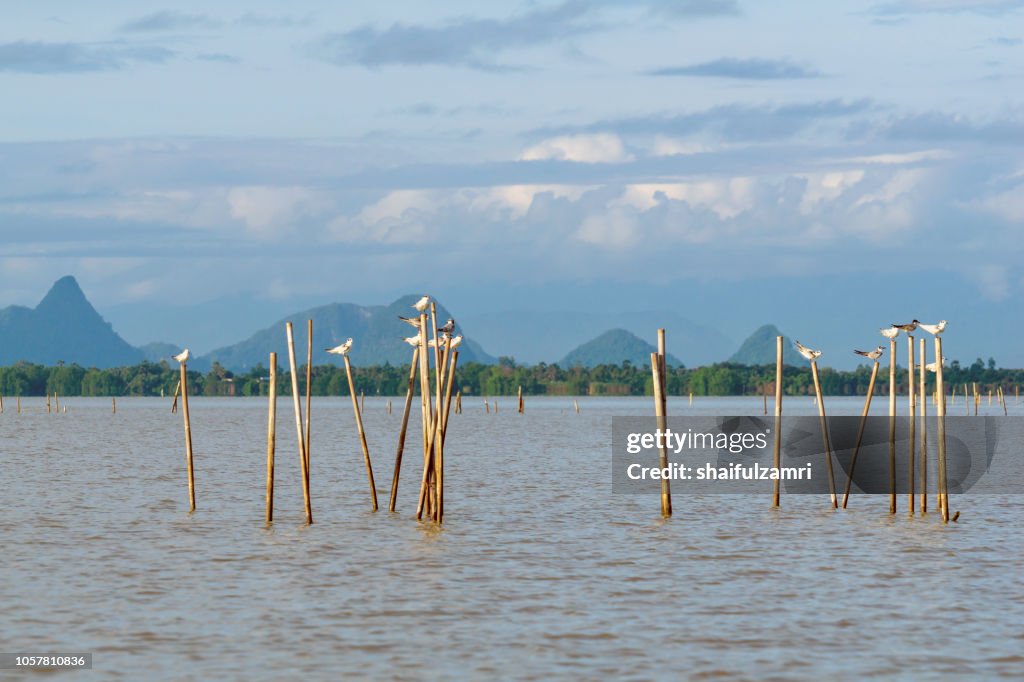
(437, 318), (455, 335)
(173, 349), (190, 363)
(854, 346), (885, 361)
(398, 315), (421, 328)
(918, 320), (947, 336)
(403, 335), (421, 347)
(925, 357), (946, 372)
(449, 335), (463, 349)
(880, 326), (900, 340)
(325, 338), (353, 356)
(793, 340), (822, 362)
(413, 296), (430, 312)
(428, 337), (446, 349)
(892, 320), (919, 333)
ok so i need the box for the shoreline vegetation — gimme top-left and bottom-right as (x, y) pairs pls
(1, 358), (1019, 398)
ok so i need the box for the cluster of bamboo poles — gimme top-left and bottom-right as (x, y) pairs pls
(0, 394), (61, 414)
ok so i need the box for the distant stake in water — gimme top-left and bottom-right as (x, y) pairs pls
(266, 352), (277, 524)
(842, 355), (878, 509)
(171, 380), (180, 413)
(907, 335), (916, 515)
(888, 335), (897, 514)
(178, 359), (195, 512)
(389, 346), (420, 512)
(286, 322), (312, 525)
(919, 337), (928, 514)
(304, 320), (313, 476)
(772, 336), (783, 508)
(935, 336), (949, 523)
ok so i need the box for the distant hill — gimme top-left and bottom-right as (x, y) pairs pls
(138, 341), (183, 363)
(728, 324), (805, 366)
(0, 276), (143, 368)
(202, 294), (495, 371)
(559, 329), (683, 368)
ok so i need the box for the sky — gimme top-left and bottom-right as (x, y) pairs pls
(1, 1), (1023, 365)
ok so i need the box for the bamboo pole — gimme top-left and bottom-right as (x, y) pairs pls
(171, 380), (180, 413)
(344, 355), (378, 511)
(54, 392), (59, 414)
(517, 385), (523, 413)
(266, 352), (277, 524)
(387, 399), (392, 415)
(936, 337), (948, 522)
(112, 397), (116, 414)
(965, 383), (969, 416)
(842, 360), (878, 508)
(919, 337), (928, 514)
(17, 396), (21, 414)
(1000, 387), (1007, 416)
(888, 338), (896, 514)
(650, 352), (671, 517)
(304, 320), (312, 474)
(773, 336), (783, 507)
(415, 313), (433, 519)
(434, 343), (457, 522)
(389, 347), (420, 512)
(485, 400), (490, 414)
(456, 391), (462, 414)
(360, 391), (365, 414)
(285, 322), (312, 525)
(907, 335), (915, 515)
(573, 398), (579, 413)
(810, 360), (837, 509)
(179, 362), (195, 512)
(46, 394), (51, 413)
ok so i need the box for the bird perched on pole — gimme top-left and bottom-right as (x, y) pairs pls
(173, 349), (190, 364)
(449, 335), (463, 349)
(793, 340), (822, 362)
(437, 318), (455, 336)
(893, 320), (919, 333)
(854, 346), (885, 361)
(880, 326), (900, 340)
(413, 296), (430, 312)
(326, 338), (353, 356)
(918, 320), (947, 336)
(403, 335), (422, 347)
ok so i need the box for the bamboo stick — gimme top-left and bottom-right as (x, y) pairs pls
(456, 391), (462, 414)
(416, 313), (432, 519)
(54, 392), (59, 414)
(179, 362), (195, 512)
(46, 394), (51, 413)
(435, 344), (458, 523)
(360, 391), (365, 414)
(266, 352), (277, 524)
(171, 379), (180, 413)
(773, 336), (783, 507)
(907, 335), (915, 515)
(112, 397), (116, 414)
(650, 352), (671, 517)
(389, 347), (420, 512)
(573, 398), (579, 413)
(304, 320), (312, 474)
(842, 360), (878, 508)
(1000, 387), (1007, 416)
(387, 399), (392, 415)
(17, 396), (21, 413)
(810, 360), (837, 508)
(888, 338), (896, 514)
(919, 337), (928, 514)
(285, 322), (312, 525)
(485, 400), (490, 414)
(517, 385), (523, 413)
(344, 355), (378, 511)
(936, 337), (948, 522)
(965, 383), (969, 416)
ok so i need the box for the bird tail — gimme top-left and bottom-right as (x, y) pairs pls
(854, 349), (869, 356)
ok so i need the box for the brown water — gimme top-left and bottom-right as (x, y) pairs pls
(2, 396), (1022, 680)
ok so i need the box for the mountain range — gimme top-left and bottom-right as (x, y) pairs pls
(0, 276), (815, 371)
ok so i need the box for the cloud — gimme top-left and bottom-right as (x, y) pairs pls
(520, 134), (634, 163)
(868, 0), (1024, 15)
(990, 36), (1023, 45)
(638, 0), (741, 17)
(120, 11), (221, 32)
(196, 52), (240, 63)
(646, 58), (822, 80)
(536, 99), (875, 141)
(0, 41), (175, 74)
(875, 111), (1024, 143)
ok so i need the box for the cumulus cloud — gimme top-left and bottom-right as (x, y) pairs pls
(520, 134), (634, 163)
(0, 41), (174, 73)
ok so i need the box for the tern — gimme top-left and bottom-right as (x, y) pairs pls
(173, 349), (190, 364)
(398, 315), (422, 328)
(403, 335), (422, 347)
(428, 337), (446, 349)
(325, 338), (353, 356)
(925, 357), (946, 372)
(918, 320), (947, 336)
(880, 326), (900, 340)
(413, 296), (430, 312)
(437, 318), (455, 335)
(893, 320), (919, 333)
(793, 340), (822, 362)
(854, 346), (885, 361)
(449, 335), (463, 349)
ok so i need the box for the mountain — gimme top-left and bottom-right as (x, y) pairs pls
(0, 276), (143, 368)
(559, 329), (683, 368)
(138, 341), (183, 362)
(728, 324), (805, 366)
(460, 309), (734, 366)
(202, 294), (495, 371)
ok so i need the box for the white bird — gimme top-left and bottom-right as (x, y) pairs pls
(918, 320), (947, 336)
(925, 356), (946, 372)
(880, 326), (900, 340)
(854, 346), (885, 361)
(413, 296), (430, 312)
(325, 338), (353, 356)
(173, 349), (190, 363)
(449, 334), (463, 349)
(793, 340), (822, 362)
(437, 318), (455, 335)
(893, 320), (919, 333)
(428, 337), (446, 349)
(398, 315), (421, 328)
(403, 335), (422, 347)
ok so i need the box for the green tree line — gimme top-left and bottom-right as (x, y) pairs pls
(1, 357), (1021, 398)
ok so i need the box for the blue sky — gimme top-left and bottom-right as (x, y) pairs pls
(1, 1), (1022, 364)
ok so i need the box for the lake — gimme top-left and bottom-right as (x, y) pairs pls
(1, 395), (1021, 679)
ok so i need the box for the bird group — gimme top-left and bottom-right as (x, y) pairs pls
(792, 319), (947, 364)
